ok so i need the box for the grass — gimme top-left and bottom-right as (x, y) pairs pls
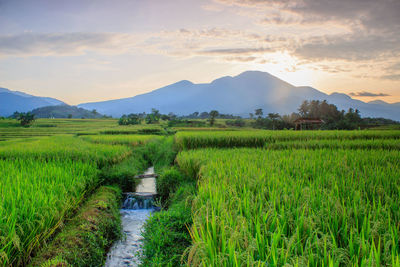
(0, 136), (130, 167)
(176, 148), (400, 266)
(29, 186), (122, 267)
(265, 138), (400, 150)
(175, 130), (400, 150)
(80, 134), (162, 146)
(0, 158), (98, 266)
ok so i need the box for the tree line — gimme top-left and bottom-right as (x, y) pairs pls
(119, 100), (399, 130)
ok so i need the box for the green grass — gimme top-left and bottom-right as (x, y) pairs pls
(265, 138), (400, 150)
(29, 186), (122, 267)
(177, 148), (400, 266)
(80, 134), (162, 146)
(175, 130), (400, 150)
(0, 136), (130, 167)
(0, 158), (98, 266)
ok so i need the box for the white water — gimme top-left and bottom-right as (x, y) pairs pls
(105, 167), (157, 267)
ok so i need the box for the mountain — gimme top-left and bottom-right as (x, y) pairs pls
(0, 87), (65, 117)
(31, 105), (104, 119)
(78, 71), (400, 121)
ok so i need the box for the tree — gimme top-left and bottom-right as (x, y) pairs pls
(255, 108), (263, 119)
(268, 113), (280, 130)
(17, 112), (35, 127)
(118, 114), (142, 125)
(209, 110), (219, 126)
(67, 114), (73, 119)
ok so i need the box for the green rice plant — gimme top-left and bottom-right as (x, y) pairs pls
(177, 148), (400, 266)
(80, 134), (162, 146)
(0, 158), (98, 266)
(265, 138), (400, 150)
(175, 130), (400, 150)
(0, 136), (130, 167)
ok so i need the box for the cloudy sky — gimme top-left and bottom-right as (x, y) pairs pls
(0, 0), (399, 104)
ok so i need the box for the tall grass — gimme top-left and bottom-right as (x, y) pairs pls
(0, 136), (130, 167)
(0, 158), (98, 266)
(177, 148), (400, 266)
(175, 130), (400, 150)
(265, 138), (400, 150)
(80, 134), (162, 146)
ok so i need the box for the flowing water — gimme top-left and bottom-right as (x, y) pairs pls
(105, 167), (157, 267)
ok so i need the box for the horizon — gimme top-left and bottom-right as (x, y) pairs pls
(1, 0), (399, 104)
(2, 70), (400, 106)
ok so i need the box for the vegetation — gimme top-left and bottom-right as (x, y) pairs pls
(174, 130), (400, 150)
(1, 118), (399, 266)
(80, 134), (162, 146)
(16, 112), (36, 127)
(141, 139), (196, 266)
(0, 136), (130, 167)
(118, 113), (143, 125)
(177, 147), (400, 266)
(0, 158), (98, 266)
(31, 105), (104, 119)
(30, 186), (122, 267)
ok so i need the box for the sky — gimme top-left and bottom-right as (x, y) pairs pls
(0, 0), (399, 105)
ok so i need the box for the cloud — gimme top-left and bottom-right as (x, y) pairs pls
(349, 91), (390, 97)
(213, 0), (400, 64)
(0, 32), (138, 57)
(381, 74), (400, 81)
(199, 47), (272, 55)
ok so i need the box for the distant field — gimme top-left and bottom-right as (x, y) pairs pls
(0, 118), (169, 141)
(175, 130), (400, 150)
(80, 134), (162, 146)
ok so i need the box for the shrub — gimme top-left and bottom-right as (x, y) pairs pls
(141, 201), (192, 266)
(156, 167), (186, 203)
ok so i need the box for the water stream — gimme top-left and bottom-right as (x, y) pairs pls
(105, 167), (157, 267)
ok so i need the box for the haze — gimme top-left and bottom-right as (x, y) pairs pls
(0, 0), (399, 104)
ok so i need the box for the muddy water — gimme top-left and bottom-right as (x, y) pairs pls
(105, 167), (157, 267)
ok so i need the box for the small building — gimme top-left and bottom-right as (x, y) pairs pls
(294, 118), (324, 130)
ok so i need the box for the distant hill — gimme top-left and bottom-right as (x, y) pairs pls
(31, 105), (104, 119)
(78, 71), (400, 121)
(0, 87), (65, 117)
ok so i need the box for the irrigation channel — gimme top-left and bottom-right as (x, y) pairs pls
(105, 167), (157, 267)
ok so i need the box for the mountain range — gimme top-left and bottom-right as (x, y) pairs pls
(0, 87), (64, 116)
(78, 71), (400, 121)
(1, 71), (399, 121)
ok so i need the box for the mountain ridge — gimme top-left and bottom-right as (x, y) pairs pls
(1, 71), (399, 121)
(0, 87), (65, 116)
(78, 71), (400, 121)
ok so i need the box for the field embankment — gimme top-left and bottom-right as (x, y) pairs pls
(29, 186), (122, 267)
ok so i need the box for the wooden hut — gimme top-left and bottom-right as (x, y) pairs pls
(294, 118), (324, 130)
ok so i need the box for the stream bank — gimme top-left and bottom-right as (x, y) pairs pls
(105, 167), (157, 267)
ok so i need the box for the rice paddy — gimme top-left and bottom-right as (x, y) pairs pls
(176, 131), (400, 266)
(0, 120), (161, 266)
(80, 134), (162, 146)
(175, 130), (400, 150)
(1, 118), (399, 266)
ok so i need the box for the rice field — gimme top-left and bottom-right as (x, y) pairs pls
(0, 127), (157, 265)
(1, 118), (399, 266)
(174, 129), (400, 266)
(265, 138), (400, 150)
(0, 136), (131, 167)
(175, 130), (400, 150)
(80, 134), (162, 146)
(177, 148), (400, 266)
(0, 158), (98, 266)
